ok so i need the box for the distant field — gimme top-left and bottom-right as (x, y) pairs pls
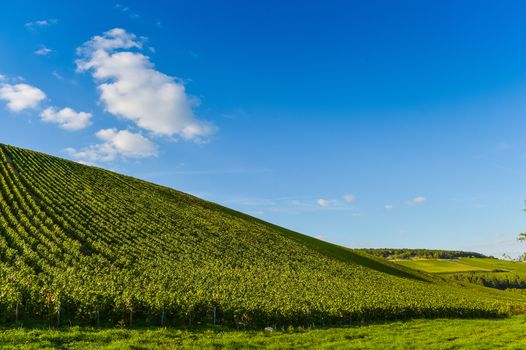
(394, 259), (491, 273)
(3, 316), (526, 349)
(393, 258), (526, 291)
(394, 258), (526, 274)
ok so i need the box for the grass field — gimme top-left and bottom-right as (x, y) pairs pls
(394, 259), (490, 273)
(393, 258), (526, 291)
(2, 316), (526, 349)
(394, 258), (526, 274)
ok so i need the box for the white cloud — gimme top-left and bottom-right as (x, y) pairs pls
(408, 196), (427, 205)
(77, 28), (140, 54)
(384, 204), (393, 209)
(41, 107), (92, 130)
(114, 4), (140, 20)
(65, 128), (158, 162)
(317, 198), (331, 207)
(0, 75), (90, 133)
(25, 19), (58, 30)
(76, 28), (215, 140)
(0, 83), (46, 111)
(52, 71), (64, 80)
(343, 194), (355, 202)
(34, 46), (53, 56)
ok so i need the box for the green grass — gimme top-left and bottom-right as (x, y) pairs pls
(394, 259), (492, 273)
(3, 316), (526, 349)
(456, 258), (526, 272)
(394, 258), (526, 275)
(393, 258), (526, 291)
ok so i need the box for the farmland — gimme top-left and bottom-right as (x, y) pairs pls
(3, 1), (526, 348)
(394, 258), (494, 273)
(394, 257), (526, 274)
(0, 143), (525, 327)
(394, 258), (526, 290)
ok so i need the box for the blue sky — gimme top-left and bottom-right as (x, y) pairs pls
(1, 1), (526, 257)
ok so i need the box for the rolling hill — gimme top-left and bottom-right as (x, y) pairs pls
(394, 258), (526, 290)
(0, 143), (524, 326)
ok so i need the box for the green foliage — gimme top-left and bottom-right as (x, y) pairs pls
(362, 248), (486, 260)
(448, 272), (526, 290)
(0, 144), (524, 327)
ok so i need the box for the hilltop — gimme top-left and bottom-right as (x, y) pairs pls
(0, 144), (524, 326)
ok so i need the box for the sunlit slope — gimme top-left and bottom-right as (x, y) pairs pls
(395, 258), (526, 291)
(395, 259), (492, 273)
(395, 258), (526, 274)
(0, 144), (524, 326)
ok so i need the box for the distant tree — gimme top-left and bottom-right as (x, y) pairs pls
(360, 248), (486, 260)
(518, 239), (526, 261)
(517, 212), (526, 260)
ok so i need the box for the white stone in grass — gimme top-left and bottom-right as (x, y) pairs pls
(264, 327), (274, 333)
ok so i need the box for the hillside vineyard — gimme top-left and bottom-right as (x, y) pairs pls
(0, 144), (523, 326)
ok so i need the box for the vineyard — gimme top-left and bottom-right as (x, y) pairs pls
(0, 143), (525, 327)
